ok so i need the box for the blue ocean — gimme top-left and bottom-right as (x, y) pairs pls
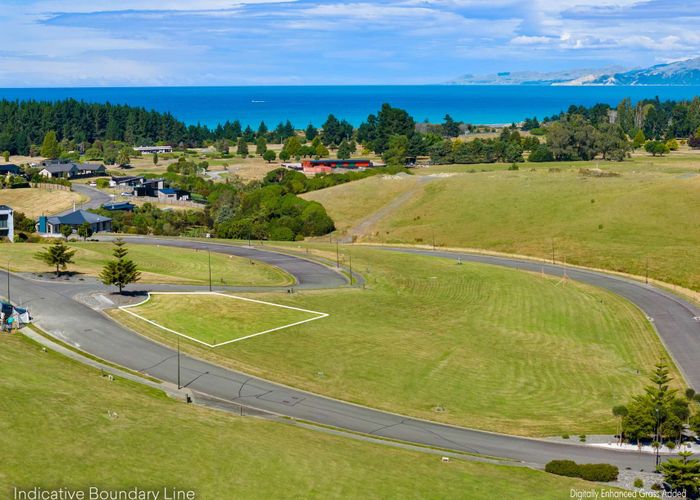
(1, 86), (699, 128)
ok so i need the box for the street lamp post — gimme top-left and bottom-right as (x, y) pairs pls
(6, 259), (10, 304)
(177, 335), (181, 390)
(349, 252), (353, 286)
(208, 249), (212, 292)
(655, 407), (660, 468)
(336, 240), (340, 268)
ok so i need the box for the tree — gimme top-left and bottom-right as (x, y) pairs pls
(645, 140), (670, 156)
(283, 136), (302, 158)
(619, 360), (690, 446)
(99, 238), (141, 294)
(442, 114), (460, 138)
(612, 405), (628, 445)
(77, 222), (93, 241)
(279, 150), (291, 162)
(337, 140), (353, 159)
(237, 137), (249, 156)
(659, 451), (700, 498)
(116, 147), (131, 167)
(61, 224), (73, 239)
(263, 150), (276, 163)
(2, 150), (9, 162)
(40, 131), (61, 159)
(314, 143), (329, 159)
(34, 239), (77, 276)
(152, 152), (159, 165)
(304, 123), (318, 141)
(632, 130), (646, 149)
(256, 137), (268, 155)
(382, 134), (409, 167)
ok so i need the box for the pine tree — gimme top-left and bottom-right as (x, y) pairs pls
(40, 131), (61, 159)
(34, 240), (77, 276)
(237, 138), (249, 156)
(659, 451), (700, 498)
(256, 137), (267, 155)
(99, 239), (141, 293)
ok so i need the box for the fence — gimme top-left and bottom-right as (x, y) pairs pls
(32, 182), (71, 192)
(132, 195), (204, 209)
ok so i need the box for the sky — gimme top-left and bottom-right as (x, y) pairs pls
(0, 0), (698, 86)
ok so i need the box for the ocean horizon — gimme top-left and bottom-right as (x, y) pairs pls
(1, 85), (699, 129)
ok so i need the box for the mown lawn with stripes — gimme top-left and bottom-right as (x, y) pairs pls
(2, 334), (619, 499)
(111, 248), (677, 436)
(2, 241), (292, 286)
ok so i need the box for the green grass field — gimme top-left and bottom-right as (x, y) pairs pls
(125, 292), (326, 346)
(303, 154), (700, 291)
(0, 334), (616, 499)
(111, 247), (677, 436)
(0, 242), (292, 286)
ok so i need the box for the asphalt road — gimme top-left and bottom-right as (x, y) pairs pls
(54, 183), (112, 215)
(5, 240), (699, 471)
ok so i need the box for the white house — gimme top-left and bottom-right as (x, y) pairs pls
(134, 146), (173, 154)
(0, 205), (14, 242)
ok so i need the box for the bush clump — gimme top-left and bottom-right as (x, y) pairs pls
(545, 460), (619, 482)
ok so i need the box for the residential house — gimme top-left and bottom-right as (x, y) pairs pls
(0, 205), (14, 242)
(133, 178), (165, 197)
(0, 164), (20, 175)
(134, 146), (173, 154)
(102, 201), (135, 212)
(37, 210), (112, 235)
(39, 160), (106, 179)
(110, 175), (146, 188)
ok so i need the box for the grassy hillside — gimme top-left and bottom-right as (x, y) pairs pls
(304, 158), (700, 290)
(0, 334), (613, 499)
(111, 247), (675, 436)
(0, 242), (292, 286)
(0, 187), (85, 218)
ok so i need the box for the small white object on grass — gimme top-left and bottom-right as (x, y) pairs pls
(441, 457), (450, 463)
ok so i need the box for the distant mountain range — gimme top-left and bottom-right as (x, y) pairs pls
(448, 57), (700, 86)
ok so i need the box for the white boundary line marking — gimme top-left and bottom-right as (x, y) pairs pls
(119, 291), (329, 348)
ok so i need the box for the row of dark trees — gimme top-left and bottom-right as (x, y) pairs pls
(536, 97), (700, 142)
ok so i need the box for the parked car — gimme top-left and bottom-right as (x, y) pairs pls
(120, 192), (133, 197)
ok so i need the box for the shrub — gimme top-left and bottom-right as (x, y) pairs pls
(545, 460), (619, 482)
(633, 478), (644, 488)
(545, 460), (580, 478)
(578, 463), (619, 482)
(96, 178), (110, 189)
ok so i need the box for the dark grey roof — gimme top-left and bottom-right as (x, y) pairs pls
(77, 163), (105, 172)
(47, 210), (111, 226)
(0, 163), (19, 172)
(0, 205), (13, 211)
(42, 163), (78, 174)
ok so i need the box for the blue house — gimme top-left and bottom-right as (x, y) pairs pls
(0, 164), (20, 175)
(37, 210), (112, 235)
(102, 201), (135, 212)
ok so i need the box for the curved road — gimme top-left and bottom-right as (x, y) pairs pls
(4, 237), (699, 470)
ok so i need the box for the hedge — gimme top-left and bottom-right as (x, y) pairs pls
(545, 460), (618, 482)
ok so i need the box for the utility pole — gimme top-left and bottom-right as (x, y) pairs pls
(551, 239), (555, 264)
(177, 336), (181, 390)
(6, 259), (10, 304)
(336, 240), (340, 268)
(432, 229), (435, 251)
(208, 249), (212, 292)
(349, 252), (353, 285)
(645, 257), (649, 285)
